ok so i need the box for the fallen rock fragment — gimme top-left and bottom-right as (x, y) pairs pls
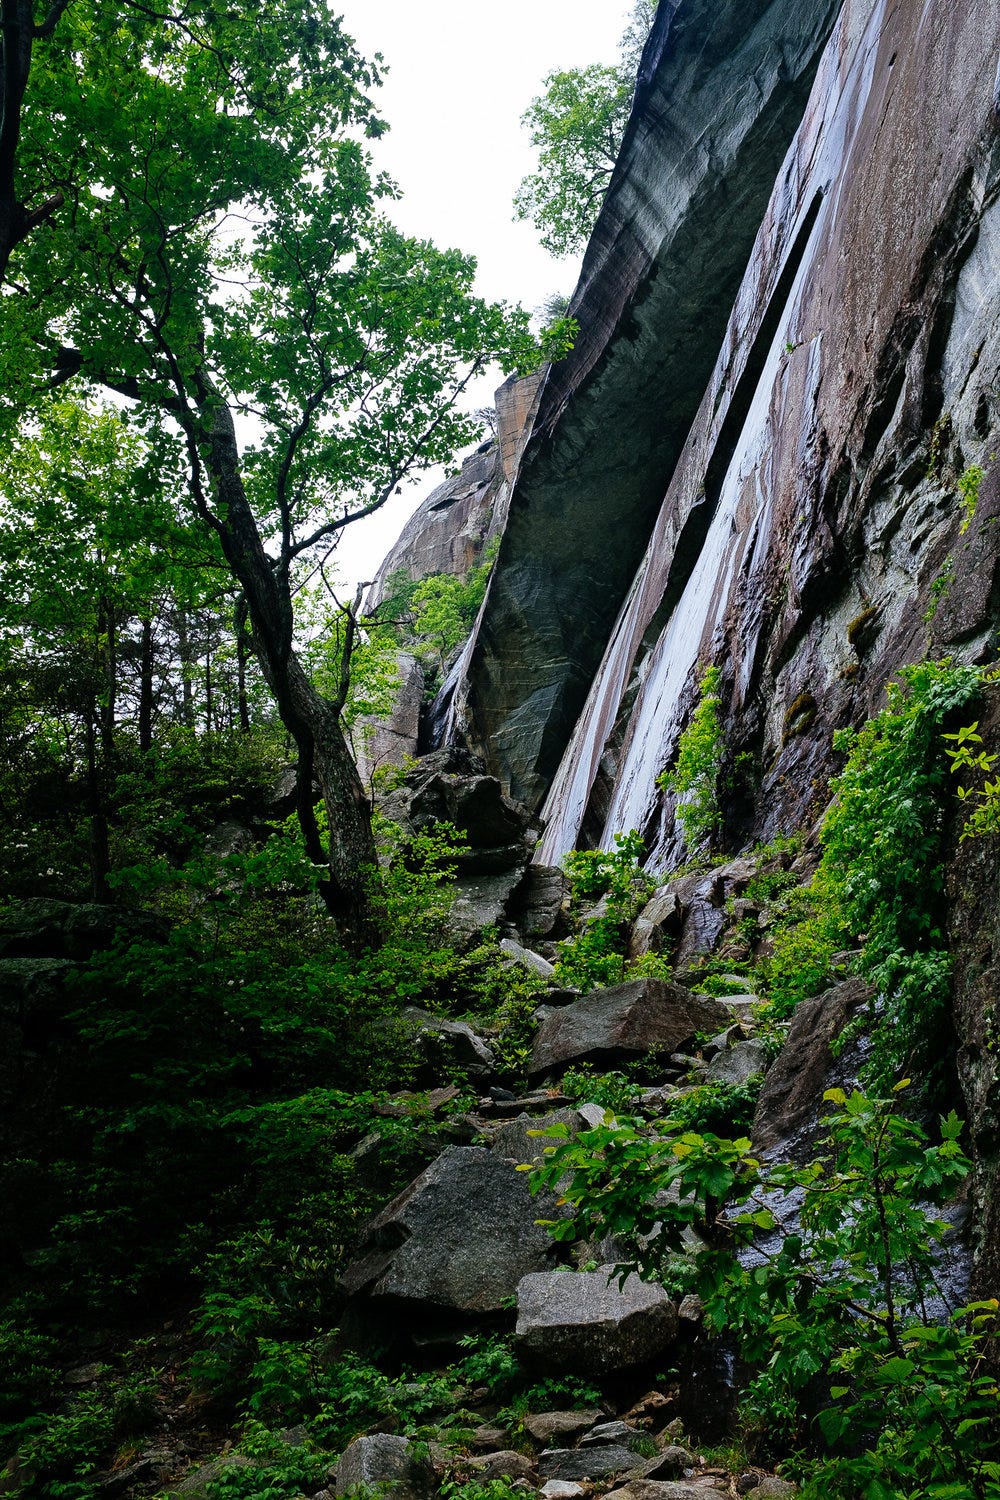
(539, 1446), (640, 1481)
(471, 1451), (537, 1482)
(335, 1434), (428, 1500)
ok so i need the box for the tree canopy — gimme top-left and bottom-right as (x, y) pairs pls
(0, 0), (569, 941)
(513, 0), (657, 258)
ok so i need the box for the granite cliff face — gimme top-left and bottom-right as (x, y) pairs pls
(432, 0), (999, 870)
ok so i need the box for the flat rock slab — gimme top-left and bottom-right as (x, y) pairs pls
(517, 1265), (678, 1374)
(341, 1147), (564, 1313)
(529, 978), (725, 1079)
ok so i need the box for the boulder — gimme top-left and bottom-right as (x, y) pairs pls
(752, 977), (871, 1156)
(540, 1483), (586, 1500)
(500, 937), (556, 980)
(516, 1266), (678, 1374)
(471, 1451), (537, 1482)
(507, 864), (570, 942)
(402, 1007), (495, 1081)
(607, 1483), (721, 1500)
(380, 749), (535, 874)
(522, 1411), (604, 1446)
(335, 1434), (427, 1500)
(636, 1449), (692, 1481)
(449, 869), (525, 944)
(489, 1108), (586, 1170)
(529, 979), (726, 1079)
(0, 899), (165, 960)
(539, 1447), (641, 1482)
(706, 1040), (770, 1087)
(169, 1456), (253, 1498)
(580, 1421), (645, 1449)
(341, 1147), (565, 1314)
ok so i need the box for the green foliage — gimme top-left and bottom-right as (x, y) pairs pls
(439, 1479), (528, 1500)
(513, 2), (653, 257)
(514, 63), (634, 257)
(554, 831), (653, 992)
(206, 1422), (330, 1500)
(561, 1066), (645, 1115)
(945, 719), (1000, 839)
(530, 1088), (999, 1491)
(453, 1334), (521, 1396)
(762, 661), (982, 1092)
(2, 1374), (157, 1500)
(658, 665), (725, 851)
(660, 1077), (764, 1137)
(958, 464), (986, 533)
(409, 539), (501, 668)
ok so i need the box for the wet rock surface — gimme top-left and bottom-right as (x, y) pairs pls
(451, 0), (843, 811)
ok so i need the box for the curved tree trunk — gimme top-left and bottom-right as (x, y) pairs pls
(200, 397), (383, 949)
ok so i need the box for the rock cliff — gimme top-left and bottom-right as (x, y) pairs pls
(432, 0), (1000, 871)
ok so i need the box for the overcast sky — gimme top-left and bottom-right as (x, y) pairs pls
(330, 0), (634, 590)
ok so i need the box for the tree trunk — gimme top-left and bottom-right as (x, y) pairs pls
(204, 623), (213, 733)
(236, 622), (251, 733)
(138, 616), (155, 752)
(200, 396), (383, 949)
(177, 609), (196, 729)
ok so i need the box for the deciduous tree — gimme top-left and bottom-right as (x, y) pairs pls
(0, 2), (566, 943)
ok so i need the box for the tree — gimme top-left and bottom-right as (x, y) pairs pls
(0, 399), (247, 895)
(0, 2), (566, 944)
(513, 0), (657, 258)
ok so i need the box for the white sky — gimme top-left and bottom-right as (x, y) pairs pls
(330, 0), (634, 591)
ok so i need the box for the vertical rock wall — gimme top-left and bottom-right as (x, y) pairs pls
(446, 0), (844, 812)
(494, 0), (1000, 866)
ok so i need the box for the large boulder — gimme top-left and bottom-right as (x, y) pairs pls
(0, 898), (165, 960)
(752, 977), (871, 1156)
(629, 860), (759, 969)
(529, 979), (726, 1080)
(539, 1448), (642, 1483)
(516, 1266), (678, 1374)
(402, 1007), (495, 1083)
(340, 1147), (565, 1314)
(379, 748), (536, 874)
(706, 1039), (770, 1087)
(335, 1434), (428, 1500)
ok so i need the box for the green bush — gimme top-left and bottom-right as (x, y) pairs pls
(762, 660), (982, 1092)
(658, 665), (725, 851)
(530, 1087), (999, 1492)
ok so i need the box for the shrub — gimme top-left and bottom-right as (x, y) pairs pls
(658, 665), (725, 851)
